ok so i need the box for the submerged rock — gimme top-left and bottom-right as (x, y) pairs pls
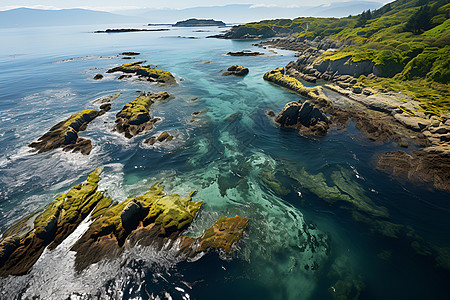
(377, 149), (450, 192)
(114, 92), (170, 138)
(106, 61), (176, 84)
(0, 168), (109, 277)
(222, 65), (249, 76)
(93, 93), (120, 104)
(29, 108), (108, 155)
(93, 73), (103, 80)
(264, 68), (329, 106)
(276, 100), (330, 137)
(144, 131), (174, 145)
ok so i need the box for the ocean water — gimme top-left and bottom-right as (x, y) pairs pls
(0, 23), (449, 300)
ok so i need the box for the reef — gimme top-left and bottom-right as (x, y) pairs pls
(0, 169), (249, 276)
(264, 68), (329, 106)
(106, 61), (176, 84)
(29, 107), (109, 155)
(377, 150), (450, 192)
(222, 65), (249, 76)
(275, 100), (330, 137)
(114, 92), (170, 138)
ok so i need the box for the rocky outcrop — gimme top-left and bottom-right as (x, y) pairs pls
(144, 131), (174, 145)
(378, 149), (450, 192)
(276, 100), (330, 137)
(71, 183), (248, 271)
(106, 61), (176, 84)
(222, 65), (249, 76)
(263, 68), (329, 106)
(114, 92), (170, 138)
(29, 108), (108, 155)
(0, 169), (249, 276)
(0, 168), (110, 277)
(93, 74), (103, 80)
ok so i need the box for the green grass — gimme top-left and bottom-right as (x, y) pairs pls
(228, 0), (450, 114)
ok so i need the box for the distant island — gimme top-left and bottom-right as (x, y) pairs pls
(172, 18), (226, 27)
(94, 28), (170, 33)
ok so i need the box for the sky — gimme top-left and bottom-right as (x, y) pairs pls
(0, 0), (389, 12)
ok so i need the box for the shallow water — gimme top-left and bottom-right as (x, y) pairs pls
(0, 23), (449, 300)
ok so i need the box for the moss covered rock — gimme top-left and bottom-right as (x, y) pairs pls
(114, 92), (170, 138)
(222, 65), (249, 76)
(29, 109), (106, 155)
(0, 168), (109, 277)
(106, 61), (176, 84)
(264, 68), (329, 106)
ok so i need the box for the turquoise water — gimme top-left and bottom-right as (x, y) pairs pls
(0, 24), (449, 299)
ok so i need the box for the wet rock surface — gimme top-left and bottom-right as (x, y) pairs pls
(276, 101), (330, 137)
(114, 92), (170, 138)
(222, 65), (249, 76)
(106, 61), (176, 84)
(144, 131), (174, 145)
(29, 108), (108, 155)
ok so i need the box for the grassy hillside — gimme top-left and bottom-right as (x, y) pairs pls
(228, 0), (450, 115)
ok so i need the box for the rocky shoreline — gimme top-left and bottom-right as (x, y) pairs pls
(0, 169), (248, 276)
(259, 36), (449, 192)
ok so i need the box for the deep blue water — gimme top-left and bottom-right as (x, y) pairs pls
(0, 23), (449, 300)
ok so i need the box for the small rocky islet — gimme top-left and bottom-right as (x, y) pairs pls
(0, 168), (248, 276)
(106, 61), (176, 84)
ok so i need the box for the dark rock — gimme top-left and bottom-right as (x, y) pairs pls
(120, 200), (149, 232)
(29, 109), (101, 155)
(145, 131), (174, 145)
(93, 74), (103, 80)
(227, 51), (263, 56)
(275, 100), (330, 137)
(265, 110), (276, 117)
(100, 103), (111, 112)
(120, 52), (140, 56)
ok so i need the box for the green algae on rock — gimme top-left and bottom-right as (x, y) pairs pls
(0, 168), (109, 277)
(222, 65), (249, 76)
(71, 183), (248, 271)
(114, 92), (170, 138)
(106, 61), (176, 84)
(264, 68), (329, 106)
(29, 108), (108, 155)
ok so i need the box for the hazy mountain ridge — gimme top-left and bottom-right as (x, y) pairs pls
(0, 7), (141, 28)
(0, 2), (383, 27)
